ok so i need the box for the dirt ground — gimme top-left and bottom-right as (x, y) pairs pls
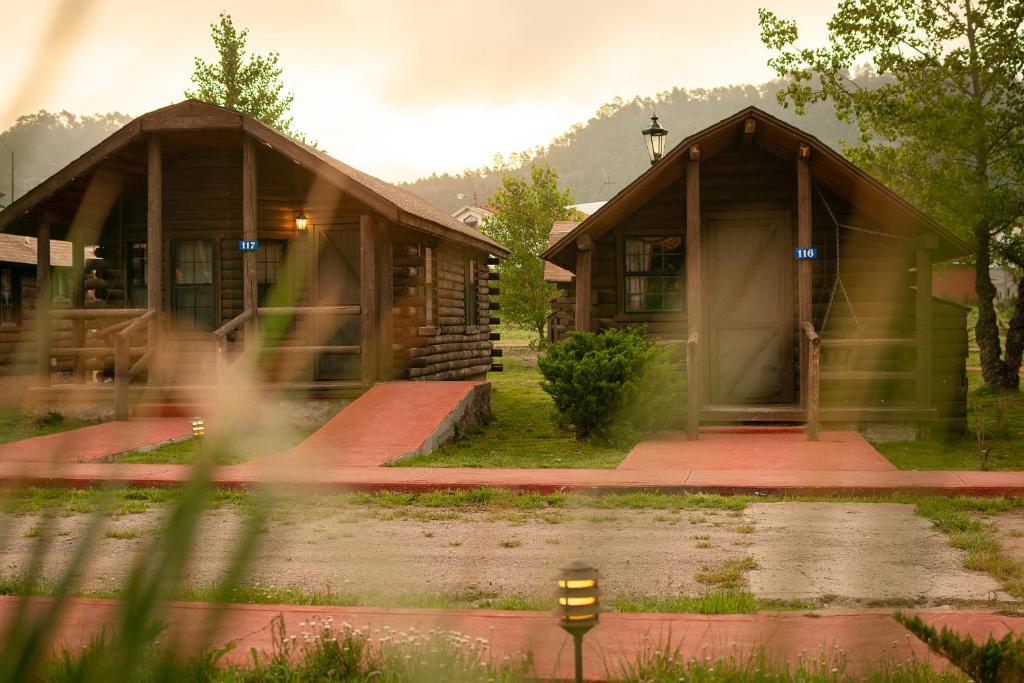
(989, 510), (1024, 565)
(0, 502), (1007, 607)
(747, 502), (1005, 604)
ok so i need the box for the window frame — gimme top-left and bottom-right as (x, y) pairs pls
(464, 256), (479, 326)
(0, 268), (20, 326)
(256, 238), (289, 306)
(614, 229), (686, 322)
(170, 238), (217, 332)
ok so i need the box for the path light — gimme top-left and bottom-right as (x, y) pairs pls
(295, 209), (308, 233)
(642, 114), (668, 165)
(556, 561), (600, 683)
(191, 417), (205, 440)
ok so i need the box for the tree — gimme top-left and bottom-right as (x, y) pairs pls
(483, 164), (576, 340)
(759, 0), (1024, 389)
(186, 12), (307, 141)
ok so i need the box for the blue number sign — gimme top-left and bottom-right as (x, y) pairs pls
(794, 247), (818, 260)
(238, 240), (259, 251)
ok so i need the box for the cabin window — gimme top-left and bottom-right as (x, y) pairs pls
(50, 268), (71, 304)
(171, 239), (215, 331)
(127, 242), (148, 308)
(623, 236), (684, 313)
(0, 269), (19, 325)
(464, 257), (478, 326)
(257, 240), (287, 306)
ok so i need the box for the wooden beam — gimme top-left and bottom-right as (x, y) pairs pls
(686, 156), (702, 439)
(360, 214), (378, 386)
(797, 149), (813, 407)
(574, 235), (593, 333)
(916, 246), (933, 438)
(36, 220), (51, 387)
(742, 118), (756, 147)
(378, 220), (394, 380)
(146, 136), (162, 385)
(242, 135), (258, 349)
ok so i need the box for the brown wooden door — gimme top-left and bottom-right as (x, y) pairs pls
(315, 228), (361, 380)
(703, 214), (794, 404)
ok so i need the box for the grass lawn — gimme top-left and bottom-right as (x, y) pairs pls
(393, 350), (629, 468)
(876, 369), (1024, 470)
(111, 427), (317, 466)
(0, 408), (102, 446)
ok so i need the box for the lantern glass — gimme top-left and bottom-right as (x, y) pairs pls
(191, 417), (205, 439)
(641, 114), (668, 165)
(295, 210), (308, 232)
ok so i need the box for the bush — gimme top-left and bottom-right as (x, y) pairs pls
(896, 611), (1024, 682)
(538, 326), (684, 443)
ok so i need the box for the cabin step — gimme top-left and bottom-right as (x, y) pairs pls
(699, 405), (807, 423)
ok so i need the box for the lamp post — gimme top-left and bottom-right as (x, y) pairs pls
(191, 416), (206, 457)
(0, 135), (12, 204)
(642, 114), (668, 166)
(556, 561), (600, 683)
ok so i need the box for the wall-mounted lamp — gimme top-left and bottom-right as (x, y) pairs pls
(295, 210), (308, 233)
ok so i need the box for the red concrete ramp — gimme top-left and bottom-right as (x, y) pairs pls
(251, 381), (489, 468)
(619, 428), (896, 471)
(0, 417), (193, 464)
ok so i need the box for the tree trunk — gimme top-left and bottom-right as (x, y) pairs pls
(1005, 275), (1024, 382)
(975, 223), (1019, 388)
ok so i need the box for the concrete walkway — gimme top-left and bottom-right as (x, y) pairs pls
(619, 428), (896, 471)
(4, 596), (1022, 677)
(0, 417), (193, 464)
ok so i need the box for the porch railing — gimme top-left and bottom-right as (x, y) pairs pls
(114, 310), (157, 420)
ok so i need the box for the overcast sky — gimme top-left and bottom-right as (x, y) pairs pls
(0, 0), (836, 182)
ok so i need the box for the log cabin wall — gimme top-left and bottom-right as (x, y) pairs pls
(546, 282), (575, 343)
(559, 142), (964, 429)
(391, 231), (494, 381)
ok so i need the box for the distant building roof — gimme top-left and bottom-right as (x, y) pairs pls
(572, 201), (607, 217)
(0, 234), (75, 267)
(544, 221), (578, 283)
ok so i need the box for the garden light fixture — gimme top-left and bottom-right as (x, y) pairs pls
(295, 210), (308, 233)
(556, 560), (600, 683)
(191, 417), (206, 439)
(642, 114), (668, 165)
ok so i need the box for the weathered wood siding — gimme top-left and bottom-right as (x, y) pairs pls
(391, 230), (494, 381)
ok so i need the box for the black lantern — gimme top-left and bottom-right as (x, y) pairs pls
(556, 561), (600, 683)
(642, 114), (668, 165)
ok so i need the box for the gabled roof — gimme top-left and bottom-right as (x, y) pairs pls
(544, 221), (577, 283)
(543, 106), (970, 268)
(0, 100), (508, 257)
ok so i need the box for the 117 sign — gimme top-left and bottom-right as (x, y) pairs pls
(238, 240), (259, 251)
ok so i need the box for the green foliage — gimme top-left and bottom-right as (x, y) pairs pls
(538, 326), (684, 442)
(897, 612), (1024, 682)
(482, 164), (575, 339)
(759, 0), (1024, 388)
(186, 12), (308, 142)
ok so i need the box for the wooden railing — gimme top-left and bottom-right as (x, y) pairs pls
(802, 321), (821, 441)
(114, 310), (157, 420)
(212, 309), (255, 383)
(686, 330), (700, 438)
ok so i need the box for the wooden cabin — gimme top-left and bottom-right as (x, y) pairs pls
(542, 107), (971, 437)
(544, 221), (577, 344)
(0, 100), (508, 417)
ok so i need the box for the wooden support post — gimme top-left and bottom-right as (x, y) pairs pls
(916, 241), (935, 438)
(574, 235), (593, 333)
(685, 145), (702, 439)
(807, 332), (821, 441)
(796, 145), (813, 407)
(146, 136), (162, 386)
(377, 220), (394, 381)
(242, 136), (259, 355)
(72, 237), (86, 383)
(360, 214), (377, 386)
(36, 220), (51, 387)
(114, 332), (130, 420)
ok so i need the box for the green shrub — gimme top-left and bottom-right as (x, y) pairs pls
(538, 326), (684, 442)
(896, 611), (1024, 682)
